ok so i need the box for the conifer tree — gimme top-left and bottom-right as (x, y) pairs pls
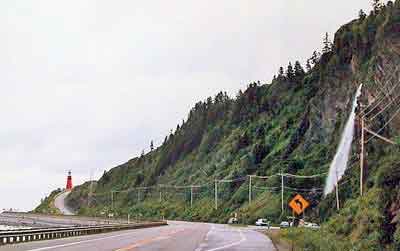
(311, 51), (320, 65)
(150, 140), (154, 152)
(322, 32), (332, 53)
(306, 59), (312, 72)
(372, 0), (382, 14)
(278, 67), (284, 78)
(359, 9), (367, 20)
(206, 97), (213, 107)
(294, 61), (305, 78)
(286, 62), (294, 80)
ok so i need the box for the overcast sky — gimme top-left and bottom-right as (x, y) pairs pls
(0, 1), (382, 211)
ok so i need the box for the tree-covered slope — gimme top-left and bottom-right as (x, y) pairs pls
(38, 1), (400, 249)
(33, 188), (62, 214)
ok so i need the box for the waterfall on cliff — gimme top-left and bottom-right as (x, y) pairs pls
(324, 84), (363, 196)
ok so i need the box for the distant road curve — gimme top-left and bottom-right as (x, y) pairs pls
(54, 191), (75, 216)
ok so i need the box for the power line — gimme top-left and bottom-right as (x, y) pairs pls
(250, 174), (279, 179)
(284, 186), (324, 192)
(253, 186), (280, 190)
(361, 58), (400, 117)
(218, 177), (247, 183)
(361, 78), (400, 118)
(282, 173), (327, 178)
(368, 90), (400, 121)
(366, 104), (400, 143)
(105, 171), (327, 195)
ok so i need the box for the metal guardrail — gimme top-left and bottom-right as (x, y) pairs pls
(0, 212), (134, 227)
(0, 221), (167, 246)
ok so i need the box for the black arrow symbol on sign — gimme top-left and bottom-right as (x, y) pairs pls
(295, 199), (303, 210)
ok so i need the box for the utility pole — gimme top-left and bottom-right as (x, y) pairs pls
(358, 107), (397, 198)
(190, 186), (193, 208)
(159, 185), (162, 203)
(248, 175), (252, 204)
(281, 173), (284, 214)
(214, 180), (218, 210)
(88, 169), (94, 207)
(335, 169), (340, 211)
(111, 191), (114, 212)
(137, 190), (140, 202)
(360, 117), (365, 196)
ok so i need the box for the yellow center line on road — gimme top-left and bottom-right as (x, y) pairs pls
(113, 236), (171, 251)
(114, 228), (189, 251)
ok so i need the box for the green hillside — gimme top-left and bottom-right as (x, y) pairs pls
(33, 188), (62, 214)
(38, 1), (400, 249)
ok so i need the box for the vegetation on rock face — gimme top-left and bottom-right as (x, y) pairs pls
(33, 188), (62, 214)
(37, 1), (400, 249)
(66, 181), (97, 215)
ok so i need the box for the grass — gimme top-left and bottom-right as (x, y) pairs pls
(264, 229), (292, 251)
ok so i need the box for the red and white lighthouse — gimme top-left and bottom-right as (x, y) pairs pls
(66, 170), (73, 190)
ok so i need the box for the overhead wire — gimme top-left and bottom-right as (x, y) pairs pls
(284, 186), (324, 192)
(366, 104), (400, 143)
(282, 173), (327, 178)
(368, 90), (400, 121)
(362, 78), (400, 118)
(360, 58), (400, 116)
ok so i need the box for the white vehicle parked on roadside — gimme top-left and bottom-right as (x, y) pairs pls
(304, 222), (320, 229)
(228, 217), (238, 224)
(255, 218), (270, 228)
(280, 221), (290, 228)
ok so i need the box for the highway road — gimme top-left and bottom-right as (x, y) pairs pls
(1, 221), (275, 251)
(54, 191), (75, 216)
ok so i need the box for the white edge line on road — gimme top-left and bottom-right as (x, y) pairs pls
(205, 225), (214, 241)
(25, 231), (139, 251)
(203, 229), (246, 251)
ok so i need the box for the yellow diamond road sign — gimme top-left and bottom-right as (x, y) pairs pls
(289, 194), (310, 215)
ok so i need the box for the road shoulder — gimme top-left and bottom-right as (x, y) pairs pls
(263, 229), (291, 251)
